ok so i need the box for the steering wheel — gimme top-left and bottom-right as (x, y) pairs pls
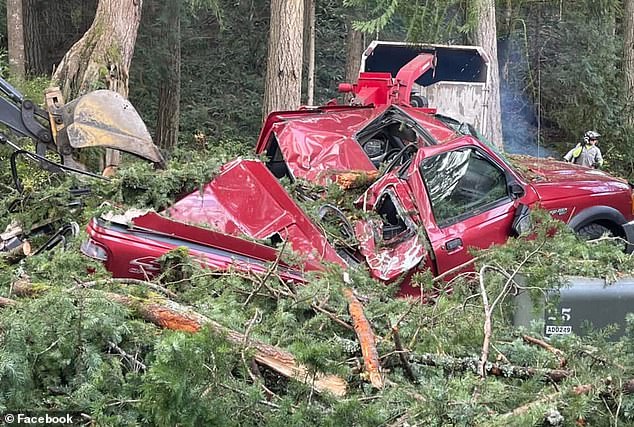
(317, 204), (356, 243)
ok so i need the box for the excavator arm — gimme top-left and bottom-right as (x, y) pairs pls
(0, 77), (165, 184)
(0, 78), (55, 157)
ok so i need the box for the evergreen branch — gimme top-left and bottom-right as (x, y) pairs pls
(75, 277), (180, 300)
(10, 277), (348, 397)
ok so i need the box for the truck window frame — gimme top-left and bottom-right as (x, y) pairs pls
(419, 147), (511, 228)
(373, 187), (417, 244)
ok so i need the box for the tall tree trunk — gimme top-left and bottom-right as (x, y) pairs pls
(53, 0), (143, 172)
(7, 0), (26, 78)
(472, 0), (503, 149)
(53, 0), (142, 99)
(262, 0), (304, 119)
(344, 27), (363, 84)
(304, 0), (315, 105)
(155, 0), (181, 151)
(23, 0), (44, 75)
(499, 0), (512, 82)
(625, 0), (634, 126)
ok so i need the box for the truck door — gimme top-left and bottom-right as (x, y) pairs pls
(355, 181), (428, 282)
(415, 146), (517, 274)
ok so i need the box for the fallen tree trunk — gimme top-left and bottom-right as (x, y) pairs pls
(343, 287), (384, 389)
(409, 353), (570, 383)
(11, 280), (347, 397)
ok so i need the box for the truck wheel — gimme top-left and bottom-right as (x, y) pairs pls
(576, 223), (612, 240)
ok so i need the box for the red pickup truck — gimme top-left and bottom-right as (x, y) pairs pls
(82, 49), (634, 297)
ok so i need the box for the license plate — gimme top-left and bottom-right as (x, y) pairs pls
(545, 325), (572, 335)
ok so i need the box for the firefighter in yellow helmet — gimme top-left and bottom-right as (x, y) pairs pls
(564, 130), (603, 168)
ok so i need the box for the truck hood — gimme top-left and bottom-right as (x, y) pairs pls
(163, 159), (346, 269)
(512, 156), (630, 200)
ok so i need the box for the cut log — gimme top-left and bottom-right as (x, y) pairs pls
(11, 279), (347, 397)
(1, 240), (31, 264)
(343, 287), (384, 389)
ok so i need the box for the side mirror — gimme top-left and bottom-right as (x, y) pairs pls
(509, 183), (525, 199)
(511, 204), (531, 236)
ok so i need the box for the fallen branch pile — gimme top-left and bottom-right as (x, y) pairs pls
(9, 277), (347, 397)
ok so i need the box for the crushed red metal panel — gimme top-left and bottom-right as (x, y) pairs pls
(164, 158), (346, 268)
(355, 220), (427, 282)
(262, 104), (459, 183)
(270, 109), (378, 182)
(353, 174), (428, 281)
(86, 215), (310, 283)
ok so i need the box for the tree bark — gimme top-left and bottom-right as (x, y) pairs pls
(472, 0), (504, 149)
(410, 353), (570, 383)
(52, 0), (143, 171)
(262, 0), (304, 119)
(304, 0), (315, 106)
(344, 27), (363, 84)
(53, 0), (142, 99)
(343, 287), (384, 389)
(23, 0), (44, 75)
(155, 0), (181, 151)
(7, 0), (26, 78)
(625, 0), (634, 126)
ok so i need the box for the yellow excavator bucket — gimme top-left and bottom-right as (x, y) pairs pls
(46, 88), (165, 170)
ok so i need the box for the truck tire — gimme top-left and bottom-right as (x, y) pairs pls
(576, 223), (612, 240)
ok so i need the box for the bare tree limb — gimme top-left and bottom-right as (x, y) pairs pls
(343, 287), (383, 389)
(387, 320), (416, 382)
(477, 241), (546, 377)
(108, 341), (147, 372)
(522, 334), (567, 368)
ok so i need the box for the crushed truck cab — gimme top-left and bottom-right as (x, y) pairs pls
(84, 43), (634, 297)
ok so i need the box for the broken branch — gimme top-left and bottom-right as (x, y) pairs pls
(388, 320), (416, 382)
(522, 334), (567, 368)
(0, 296), (17, 307)
(343, 287), (384, 389)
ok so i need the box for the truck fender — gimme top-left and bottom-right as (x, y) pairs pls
(567, 206), (627, 232)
